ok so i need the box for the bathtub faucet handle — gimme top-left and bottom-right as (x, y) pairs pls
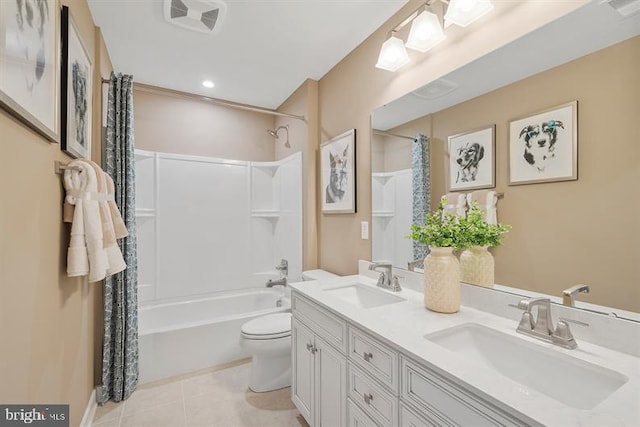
(276, 259), (288, 278)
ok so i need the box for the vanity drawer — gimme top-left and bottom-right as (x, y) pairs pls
(348, 398), (382, 427)
(401, 358), (526, 427)
(292, 294), (347, 354)
(348, 363), (398, 427)
(349, 327), (399, 394)
(399, 402), (452, 427)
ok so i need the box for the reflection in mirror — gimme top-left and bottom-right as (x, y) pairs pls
(370, 2), (640, 319)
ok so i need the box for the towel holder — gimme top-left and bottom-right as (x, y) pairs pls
(54, 160), (82, 174)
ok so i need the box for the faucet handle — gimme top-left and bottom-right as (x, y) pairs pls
(552, 317), (588, 349)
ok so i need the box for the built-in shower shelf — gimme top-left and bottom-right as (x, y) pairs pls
(136, 208), (156, 218)
(252, 162), (280, 176)
(372, 210), (394, 218)
(372, 172), (394, 184)
(251, 209), (281, 218)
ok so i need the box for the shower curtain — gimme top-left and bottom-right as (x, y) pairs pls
(99, 73), (138, 403)
(412, 133), (430, 265)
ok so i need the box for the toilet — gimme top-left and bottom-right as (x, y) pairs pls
(240, 269), (338, 392)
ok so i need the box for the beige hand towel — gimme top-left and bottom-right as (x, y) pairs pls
(441, 193), (467, 218)
(64, 168), (89, 277)
(467, 190), (498, 224)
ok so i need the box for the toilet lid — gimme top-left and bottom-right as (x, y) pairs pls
(241, 313), (292, 339)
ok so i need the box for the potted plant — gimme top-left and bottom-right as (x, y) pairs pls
(409, 199), (466, 313)
(458, 203), (511, 288)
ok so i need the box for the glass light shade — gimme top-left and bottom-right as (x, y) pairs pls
(444, 0), (494, 27)
(375, 35), (410, 72)
(405, 10), (446, 53)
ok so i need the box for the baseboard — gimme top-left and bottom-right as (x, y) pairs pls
(79, 389), (97, 427)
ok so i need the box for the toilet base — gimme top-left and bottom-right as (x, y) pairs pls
(248, 352), (292, 392)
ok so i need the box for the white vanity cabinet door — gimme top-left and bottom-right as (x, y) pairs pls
(293, 294), (348, 353)
(315, 335), (347, 427)
(401, 358), (528, 427)
(292, 318), (315, 424)
(348, 398), (382, 427)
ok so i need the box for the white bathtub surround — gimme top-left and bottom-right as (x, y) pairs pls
(92, 362), (308, 427)
(138, 289), (290, 384)
(134, 149), (302, 304)
(291, 270), (640, 425)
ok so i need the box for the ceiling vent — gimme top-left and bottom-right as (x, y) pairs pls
(601, 0), (640, 17)
(164, 0), (227, 34)
(411, 79), (458, 100)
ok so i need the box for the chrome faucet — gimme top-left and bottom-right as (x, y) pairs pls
(407, 259), (423, 272)
(511, 297), (588, 349)
(562, 284), (590, 306)
(368, 262), (402, 292)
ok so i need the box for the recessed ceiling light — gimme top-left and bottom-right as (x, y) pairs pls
(202, 80), (215, 88)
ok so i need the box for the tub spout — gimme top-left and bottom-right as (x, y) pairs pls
(266, 277), (287, 287)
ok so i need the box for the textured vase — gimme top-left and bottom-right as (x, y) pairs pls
(460, 245), (495, 288)
(423, 247), (460, 313)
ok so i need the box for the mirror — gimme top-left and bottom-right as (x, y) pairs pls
(371, 2), (640, 318)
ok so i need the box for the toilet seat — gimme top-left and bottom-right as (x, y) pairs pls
(241, 313), (291, 340)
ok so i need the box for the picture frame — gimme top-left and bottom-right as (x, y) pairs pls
(321, 129), (356, 214)
(0, 0), (60, 142)
(508, 101), (577, 186)
(447, 125), (495, 191)
(61, 5), (92, 159)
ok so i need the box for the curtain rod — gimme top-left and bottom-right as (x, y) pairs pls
(100, 78), (306, 122)
(373, 129), (416, 141)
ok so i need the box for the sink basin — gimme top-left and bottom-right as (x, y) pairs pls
(425, 323), (628, 410)
(323, 283), (405, 309)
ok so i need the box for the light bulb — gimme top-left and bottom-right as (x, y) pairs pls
(202, 80), (215, 88)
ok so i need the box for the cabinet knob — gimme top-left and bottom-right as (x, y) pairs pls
(311, 346), (318, 354)
(363, 393), (374, 405)
(363, 352), (373, 362)
(306, 343), (314, 352)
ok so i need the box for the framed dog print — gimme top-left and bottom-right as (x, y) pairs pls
(508, 101), (577, 185)
(61, 6), (92, 159)
(0, 0), (60, 142)
(321, 129), (356, 214)
(448, 125), (495, 191)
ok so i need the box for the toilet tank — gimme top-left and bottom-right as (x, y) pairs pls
(301, 269), (339, 281)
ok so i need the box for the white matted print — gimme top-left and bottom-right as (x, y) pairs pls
(0, 0), (59, 142)
(61, 6), (92, 159)
(509, 101), (577, 185)
(448, 126), (495, 191)
(321, 129), (356, 214)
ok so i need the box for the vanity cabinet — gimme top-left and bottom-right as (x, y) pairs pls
(292, 296), (347, 427)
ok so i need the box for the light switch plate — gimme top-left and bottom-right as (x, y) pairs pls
(361, 221), (369, 240)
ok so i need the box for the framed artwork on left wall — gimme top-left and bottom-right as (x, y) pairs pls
(0, 0), (60, 142)
(61, 5), (92, 159)
(321, 129), (357, 214)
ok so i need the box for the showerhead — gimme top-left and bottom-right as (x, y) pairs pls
(267, 125), (291, 148)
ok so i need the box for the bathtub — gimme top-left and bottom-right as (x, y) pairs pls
(138, 288), (290, 384)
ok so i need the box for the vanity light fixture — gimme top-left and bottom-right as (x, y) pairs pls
(202, 80), (215, 88)
(444, 0), (494, 28)
(405, 9), (446, 53)
(375, 33), (411, 72)
(375, 0), (493, 72)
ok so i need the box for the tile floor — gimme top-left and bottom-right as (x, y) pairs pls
(92, 361), (309, 427)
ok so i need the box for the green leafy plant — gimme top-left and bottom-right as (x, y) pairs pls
(459, 202), (511, 248)
(408, 199), (467, 248)
(408, 199), (511, 249)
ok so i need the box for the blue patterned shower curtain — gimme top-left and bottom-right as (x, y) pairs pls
(412, 133), (431, 264)
(99, 73), (138, 403)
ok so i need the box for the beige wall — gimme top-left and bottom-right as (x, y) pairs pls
(275, 79), (319, 270)
(429, 37), (639, 312)
(317, 0), (587, 275)
(0, 0), (112, 425)
(134, 89), (276, 161)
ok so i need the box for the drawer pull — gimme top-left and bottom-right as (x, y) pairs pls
(363, 352), (373, 362)
(363, 393), (374, 405)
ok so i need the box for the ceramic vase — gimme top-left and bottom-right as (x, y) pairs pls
(460, 245), (494, 288)
(423, 247), (460, 313)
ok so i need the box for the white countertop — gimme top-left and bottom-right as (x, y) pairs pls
(290, 275), (640, 427)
